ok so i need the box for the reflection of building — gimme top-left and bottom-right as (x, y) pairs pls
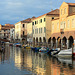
(14, 48), (32, 70)
(32, 9), (59, 46)
(50, 57), (75, 75)
(50, 2), (75, 49)
(0, 24), (15, 41)
(31, 52), (47, 75)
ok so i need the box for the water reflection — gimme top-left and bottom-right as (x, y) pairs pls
(0, 46), (75, 75)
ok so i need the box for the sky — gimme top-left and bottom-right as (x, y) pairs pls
(0, 0), (75, 25)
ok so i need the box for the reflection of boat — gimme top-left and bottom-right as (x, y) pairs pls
(39, 47), (49, 53)
(31, 47), (41, 52)
(14, 43), (21, 47)
(9, 43), (13, 46)
(58, 57), (72, 65)
(22, 45), (31, 49)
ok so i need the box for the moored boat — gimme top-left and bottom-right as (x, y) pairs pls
(57, 48), (73, 58)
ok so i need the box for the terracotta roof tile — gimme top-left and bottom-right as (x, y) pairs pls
(47, 9), (59, 15)
(21, 18), (32, 23)
(67, 3), (75, 6)
(33, 9), (59, 20)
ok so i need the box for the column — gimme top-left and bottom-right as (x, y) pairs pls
(74, 40), (75, 48)
(61, 39), (63, 49)
(56, 40), (58, 48)
(51, 39), (53, 48)
(67, 39), (69, 49)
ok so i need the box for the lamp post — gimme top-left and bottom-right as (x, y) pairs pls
(60, 29), (64, 50)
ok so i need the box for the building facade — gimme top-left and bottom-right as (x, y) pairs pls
(27, 17), (35, 46)
(0, 24), (15, 42)
(32, 9), (59, 47)
(15, 18), (32, 44)
(51, 2), (75, 49)
(10, 28), (15, 42)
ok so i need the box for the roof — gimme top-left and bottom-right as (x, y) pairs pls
(21, 18), (32, 23)
(15, 17), (36, 24)
(47, 9), (59, 15)
(67, 3), (75, 6)
(33, 9), (59, 20)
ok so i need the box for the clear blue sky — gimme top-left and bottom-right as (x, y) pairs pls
(0, 0), (75, 25)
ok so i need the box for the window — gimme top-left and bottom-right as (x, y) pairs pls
(52, 17), (54, 20)
(61, 9), (62, 15)
(72, 19), (75, 27)
(39, 28), (40, 33)
(40, 19), (42, 23)
(64, 8), (66, 14)
(57, 23), (59, 29)
(44, 18), (46, 22)
(33, 29), (34, 34)
(35, 21), (36, 25)
(36, 21), (38, 24)
(32, 22), (34, 25)
(41, 28), (42, 33)
(44, 27), (46, 33)
(23, 24), (24, 28)
(37, 29), (38, 34)
(35, 29), (37, 34)
(64, 22), (66, 28)
(67, 20), (70, 28)
(23, 31), (24, 35)
(52, 24), (54, 30)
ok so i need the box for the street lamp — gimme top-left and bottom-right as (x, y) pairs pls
(60, 29), (64, 50)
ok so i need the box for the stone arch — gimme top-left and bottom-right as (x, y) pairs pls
(62, 36), (67, 49)
(43, 37), (46, 43)
(33, 38), (35, 46)
(68, 36), (74, 48)
(52, 37), (56, 48)
(57, 37), (61, 48)
(36, 37), (38, 46)
(43, 37), (46, 46)
(39, 37), (42, 46)
(48, 37), (51, 44)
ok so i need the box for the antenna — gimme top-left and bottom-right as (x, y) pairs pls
(50, 0), (52, 11)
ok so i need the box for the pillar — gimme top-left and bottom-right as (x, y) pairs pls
(51, 39), (53, 48)
(61, 39), (63, 49)
(67, 39), (69, 49)
(56, 40), (58, 48)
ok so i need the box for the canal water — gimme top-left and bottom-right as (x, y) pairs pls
(0, 45), (75, 75)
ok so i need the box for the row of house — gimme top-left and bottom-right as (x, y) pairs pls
(0, 2), (75, 49)
(0, 24), (15, 42)
(15, 2), (75, 48)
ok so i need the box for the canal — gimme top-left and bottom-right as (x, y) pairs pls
(0, 45), (75, 75)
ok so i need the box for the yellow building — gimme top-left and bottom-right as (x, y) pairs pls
(15, 18), (31, 44)
(51, 2), (75, 49)
(32, 9), (59, 46)
(27, 17), (35, 46)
